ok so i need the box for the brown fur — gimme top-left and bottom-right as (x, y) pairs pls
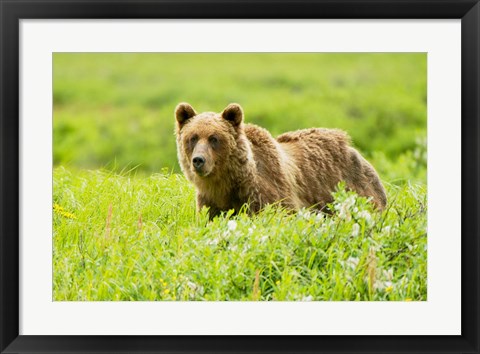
(175, 103), (387, 219)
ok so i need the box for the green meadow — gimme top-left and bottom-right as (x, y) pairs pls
(53, 53), (427, 301)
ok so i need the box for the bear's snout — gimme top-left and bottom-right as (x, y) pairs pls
(192, 156), (206, 171)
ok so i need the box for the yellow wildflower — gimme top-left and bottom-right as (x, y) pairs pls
(53, 203), (76, 219)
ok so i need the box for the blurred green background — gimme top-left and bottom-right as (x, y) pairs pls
(53, 53), (427, 183)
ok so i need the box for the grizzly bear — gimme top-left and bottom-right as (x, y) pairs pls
(175, 103), (387, 219)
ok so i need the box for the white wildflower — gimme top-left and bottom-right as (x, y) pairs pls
(298, 209), (311, 220)
(259, 235), (269, 244)
(374, 280), (384, 290)
(383, 268), (394, 281)
(346, 257), (359, 270)
(337, 195), (356, 221)
(207, 238), (219, 246)
(187, 281), (198, 291)
(315, 213), (324, 222)
(380, 280), (393, 293)
(227, 220), (237, 231)
(358, 210), (372, 224)
(351, 223), (360, 237)
(338, 207), (351, 221)
(301, 295), (313, 301)
(345, 195), (356, 208)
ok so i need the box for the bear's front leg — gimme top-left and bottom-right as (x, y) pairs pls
(197, 193), (221, 220)
(235, 183), (263, 215)
(236, 192), (262, 215)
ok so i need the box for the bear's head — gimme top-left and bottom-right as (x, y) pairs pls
(175, 103), (244, 179)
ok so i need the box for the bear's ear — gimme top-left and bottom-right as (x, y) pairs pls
(221, 103), (244, 127)
(175, 103), (197, 127)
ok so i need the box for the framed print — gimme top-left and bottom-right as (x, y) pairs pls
(1, 0), (479, 353)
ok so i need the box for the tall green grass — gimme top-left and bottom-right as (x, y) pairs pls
(53, 167), (426, 301)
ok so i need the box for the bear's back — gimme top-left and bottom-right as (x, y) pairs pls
(243, 123), (284, 175)
(277, 127), (350, 148)
(242, 123), (303, 207)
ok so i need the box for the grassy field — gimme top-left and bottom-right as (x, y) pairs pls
(53, 167), (426, 301)
(53, 53), (427, 301)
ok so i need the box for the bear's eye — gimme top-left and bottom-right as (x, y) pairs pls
(190, 135), (198, 144)
(209, 136), (219, 145)
(187, 135), (198, 149)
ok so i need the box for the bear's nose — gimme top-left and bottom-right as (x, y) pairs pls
(192, 156), (206, 170)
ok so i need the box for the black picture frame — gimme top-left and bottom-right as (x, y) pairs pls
(1, 1), (478, 353)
